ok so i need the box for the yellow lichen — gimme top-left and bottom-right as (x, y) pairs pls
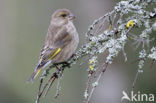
(89, 60), (94, 64)
(126, 20), (135, 28)
(89, 65), (94, 71)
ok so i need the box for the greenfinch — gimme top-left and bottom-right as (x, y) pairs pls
(28, 9), (79, 82)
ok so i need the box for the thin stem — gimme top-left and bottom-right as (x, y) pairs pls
(39, 78), (43, 92)
(86, 62), (108, 103)
(44, 73), (57, 97)
(35, 72), (58, 103)
(84, 72), (93, 100)
(54, 74), (61, 98)
(132, 70), (139, 91)
(35, 78), (43, 103)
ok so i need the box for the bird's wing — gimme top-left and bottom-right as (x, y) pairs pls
(28, 27), (72, 82)
(38, 28), (72, 68)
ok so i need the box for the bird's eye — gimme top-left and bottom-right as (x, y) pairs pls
(61, 14), (67, 17)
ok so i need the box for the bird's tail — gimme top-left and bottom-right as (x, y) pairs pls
(27, 68), (42, 82)
(27, 60), (52, 82)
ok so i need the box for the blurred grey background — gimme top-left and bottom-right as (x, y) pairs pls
(0, 0), (155, 103)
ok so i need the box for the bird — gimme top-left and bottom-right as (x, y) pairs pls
(28, 9), (79, 82)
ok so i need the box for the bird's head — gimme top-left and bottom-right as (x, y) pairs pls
(51, 9), (75, 26)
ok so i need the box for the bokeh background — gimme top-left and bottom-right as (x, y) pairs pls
(0, 0), (155, 103)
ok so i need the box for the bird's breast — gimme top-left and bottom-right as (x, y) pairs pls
(53, 22), (79, 63)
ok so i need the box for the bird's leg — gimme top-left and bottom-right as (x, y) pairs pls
(71, 53), (76, 58)
(62, 62), (71, 68)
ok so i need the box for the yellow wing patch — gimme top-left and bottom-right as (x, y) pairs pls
(33, 48), (61, 79)
(49, 48), (61, 60)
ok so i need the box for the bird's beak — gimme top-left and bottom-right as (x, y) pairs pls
(69, 13), (75, 20)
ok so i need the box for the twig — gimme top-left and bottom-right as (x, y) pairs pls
(44, 66), (63, 97)
(35, 72), (57, 103)
(150, 59), (155, 68)
(132, 70), (139, 91)
(36, 81), (48, 103)
(131, 58), (144, 64)
(54, 73), (61, 98)
(44, 75), (57, 97)
(86, 62), (108, 103)
(35, 78), (44, 103)
(39, 78), (43, 92)
(84, 71), (93, 100)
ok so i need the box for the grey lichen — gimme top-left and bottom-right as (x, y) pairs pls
(148, 47), (156, 60)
